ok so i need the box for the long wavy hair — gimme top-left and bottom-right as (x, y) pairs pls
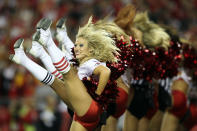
(76, 17), (119, 62)
(133, 12), (170, 49)
(94, 19), (130, 43)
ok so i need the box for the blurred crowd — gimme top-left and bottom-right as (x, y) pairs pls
(0, 0), (197, 130)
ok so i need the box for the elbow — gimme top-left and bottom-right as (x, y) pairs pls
(105, 67), (111, 77)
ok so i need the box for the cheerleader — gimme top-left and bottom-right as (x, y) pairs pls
(93, 19), (132, 131)
(55, 17), (131, 131)
(161, 69), (191, 131)
(161, 42), (197, 131)
(10, 17), (119, 131)
(115, 5), (171, 131)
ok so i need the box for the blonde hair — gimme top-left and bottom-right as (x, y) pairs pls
(94, 18), (130, 42)
(133, 12), (170, 49)
(76, 17), (119, 62)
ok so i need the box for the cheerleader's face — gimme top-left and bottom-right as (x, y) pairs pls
(74, 37), (92, 62)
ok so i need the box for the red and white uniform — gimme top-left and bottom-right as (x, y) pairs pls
(77, 59), (106, 80)
(169, 69), (192, 119)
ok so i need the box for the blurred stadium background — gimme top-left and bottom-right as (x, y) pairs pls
(0, 0), (196, 130)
